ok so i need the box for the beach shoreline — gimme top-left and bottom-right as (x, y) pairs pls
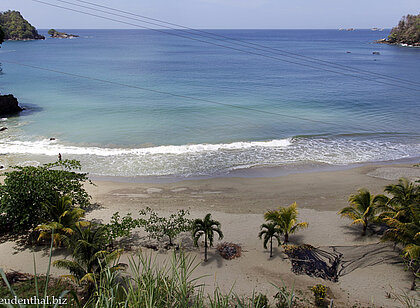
(1, 163), (419, 307)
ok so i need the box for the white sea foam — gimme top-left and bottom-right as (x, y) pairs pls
(0, 136), (419, 177)
(0, 138), (292, 156)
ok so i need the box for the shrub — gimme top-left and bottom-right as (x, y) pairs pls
(254, 293), (269, 308)
(0, 160), (92, 232)
(104, 212), (141, 245)
(139, 207), (192, 246)
(311, 284), (327, 306)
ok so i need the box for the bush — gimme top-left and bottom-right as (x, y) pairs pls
(254, 293), (269, 308)
(311, 284), (327, 306)
(104, 212), (141, 244)
(139, 207), (192, 246)
(0, 160), (92, 232)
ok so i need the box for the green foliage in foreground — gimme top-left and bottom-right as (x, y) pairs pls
(0, 10), (44, 40)
(387, 14), (420, 45)
(0, 160), (92, 232)
(35, 195), (86, 247)
(53, 221), (124, 293)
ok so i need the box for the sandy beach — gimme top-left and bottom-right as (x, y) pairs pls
(1, 164), (419, 307)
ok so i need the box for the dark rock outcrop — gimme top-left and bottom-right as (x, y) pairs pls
(0, 94), (23, 115)
(48, 29), (79, 39)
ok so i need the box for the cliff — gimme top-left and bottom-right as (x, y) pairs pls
(0, 11), (45, 40)
(0, 94), (23, 115)
(381, 14), (420, 46)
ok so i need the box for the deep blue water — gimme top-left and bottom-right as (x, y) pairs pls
(0, 29), (419, 177)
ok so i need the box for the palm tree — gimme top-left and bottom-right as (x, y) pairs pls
(35, 195), (85, 246)
(382, 203), (420, 290)
(264, 202), (308, 243)
(192, 214), (223, 261)
(53, 221), (123, 293)
(258, 222), (282, 257)
(339, 189), (382, 236)
(380, 178), (420, 222)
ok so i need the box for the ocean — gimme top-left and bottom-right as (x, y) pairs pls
(0, 29), (419, 178)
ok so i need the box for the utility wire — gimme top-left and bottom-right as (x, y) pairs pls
(1, 60), (367, 129)
(70, 0), (420, 88)
(30, 0), (420, 92)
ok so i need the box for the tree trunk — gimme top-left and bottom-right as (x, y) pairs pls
(284, 233), (289, 243)
(362, 223), (367, 236)
(270, 237), (273, 258)
(204, 233), (208, 262)
(411, 273), (417, 290)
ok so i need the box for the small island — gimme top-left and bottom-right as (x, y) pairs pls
(0, 10), (45, 40)
(378, 13), (420, 46)
(48, 29), (79, 39)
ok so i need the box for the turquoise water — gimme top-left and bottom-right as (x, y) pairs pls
(0, 29), (419, 177)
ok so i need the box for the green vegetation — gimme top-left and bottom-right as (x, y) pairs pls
(139, 207), (192, 246)
(339, 177), (419, 290)
(104, 212), (141, 245)
(258, 222), (281, 258)
(387, 14), (420, 46)
(339, 189), (383, 236)
(53, 222), (124, 294)
(192, 213), (224, 261)
(264, 202), (308, 243)
(0, 10), (44, 40)
(35, 195), (86, 247)
(311, 284), (327, 306)
(48, 29), (79, 38)
(0, 160), (92, 232)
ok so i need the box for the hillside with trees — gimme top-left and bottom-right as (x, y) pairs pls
(386, 13), (420, 46)
(0, 10), (44, 40)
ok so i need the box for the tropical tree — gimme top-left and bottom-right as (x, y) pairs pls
(379, 178), (420, 222)
(258, 222), (282, 257)
(339, 189), (382, 236)
(35, 195), (85, 247)
(192, 214), (223, 261)
(382, 203), (420, 290)
(264, 202), (308, 243)
(53, 221), (124, 294)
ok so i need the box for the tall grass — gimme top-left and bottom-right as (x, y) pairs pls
(1, 242), (296, 307)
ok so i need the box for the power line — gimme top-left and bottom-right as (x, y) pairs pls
(30, 0), (420, 92)
(70, 0), (420, 88)
(1, 60), (365, 129)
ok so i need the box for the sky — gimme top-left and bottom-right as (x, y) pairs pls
(0, 0), (419, 29)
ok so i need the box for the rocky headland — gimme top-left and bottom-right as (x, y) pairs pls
(0, 11), (45, 40)
(377, 13), (420, 46)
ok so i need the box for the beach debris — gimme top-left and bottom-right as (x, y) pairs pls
(217, 242), (242, 260)
(283, 244), (341, 282)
